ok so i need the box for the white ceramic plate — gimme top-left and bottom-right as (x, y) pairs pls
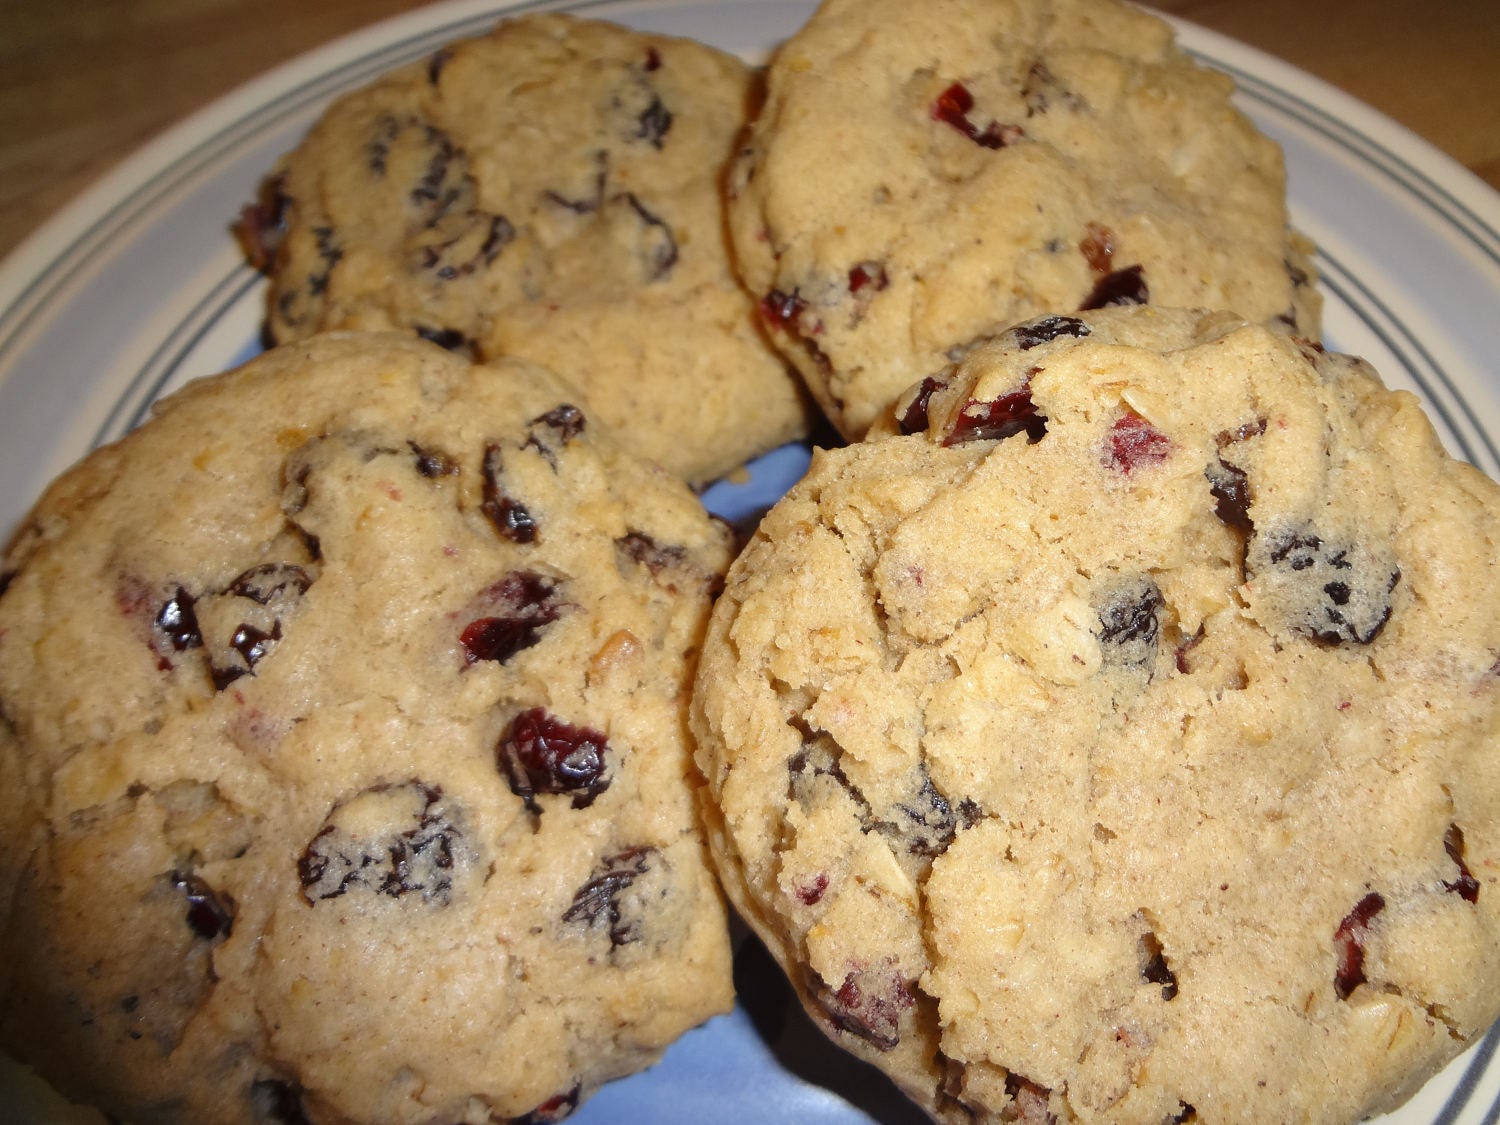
(3, 1), (1500, 1121)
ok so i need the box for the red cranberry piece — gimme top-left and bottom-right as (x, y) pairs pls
(1013, 314), (1090, 350)
(460, 571), (561, 665)
(644, 46), (662, 71)
(797, 873), (829, 905)
(1333, 891), (1385, 999)
(898, 376), (947, 435)
(515, 1085), (581, 1125)
(932, 81), (1022, 149)
(1445, 823), (1480, 903)
(498, 708), (610, 810)
(561, 846), (657, 947)
(814, 961), (914, 1051)
(1080, 264), (1149, 309)
(1079, 221), (1115, 274)
(481, 443), (538, 544)
(760, 288), (808, 333)
(943, 388), (1047, 447)
(848, 261), (888, 294)
(1106, 411), (1172, 474)
(171, 871), (234, 941)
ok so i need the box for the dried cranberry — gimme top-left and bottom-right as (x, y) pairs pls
(814, 961), (914, 1051)
(1106, 411), (1171, 473)
(644, 46), (662, 71)
(1444, 823), (1480, 903)
(460, 571), (562, 665)
(760, 288), (808, 333)
(1333, 891), (1384, 999)
(616, 531), (687, 577)
(943, 388), (1047, 446)
(514, 1085), (581, 1125)
(899, 376), (947, 435)
(498, 708), (610, 810)
(481, 443), (538, 544)
(797, 873), (829, 905)
(932, 81), (1022, 149)
(408, 439), (459, 478)
(171, 871), (234, 941)
(155, 587), (203, 652)
(532, 404), (586, 444)
(848, 261), (888, 294)
(1013, 314), (1090, 350)
(561, 846), (657, 946)
(1080, 264), (1148, 309)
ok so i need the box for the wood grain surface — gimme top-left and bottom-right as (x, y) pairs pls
(2, 0), (1497, 263)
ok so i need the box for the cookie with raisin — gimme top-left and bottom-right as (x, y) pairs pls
(728, 0), (1321, 439)
(241, 13), (811, 486)
(691, 306), (1500, 1123)
(0, 332), (734, 1124)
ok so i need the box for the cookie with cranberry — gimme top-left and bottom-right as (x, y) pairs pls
(691, 306), (1500, 1123)
(0, 332), (735, 1124)
(240, 13), (810, 486)
(728, 0), (1321, 439)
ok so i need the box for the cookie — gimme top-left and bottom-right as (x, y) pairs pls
(0, 332), (735, 1124)
(691, 306), (1500, 1123)
(728, 0), (1322, 439)
(239, 13), (810, 486)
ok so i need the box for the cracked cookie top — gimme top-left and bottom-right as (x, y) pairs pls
(691, 306), (1500, 1124)
(728, 0), (1321, 439)
(0, 332), (734, 1124)
(240, 13), (811, 486)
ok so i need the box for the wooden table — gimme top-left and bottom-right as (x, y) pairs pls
(2, 0), (1497, 264)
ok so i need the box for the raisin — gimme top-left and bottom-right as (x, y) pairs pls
(298, 781), (465, 905)
(525, 404), (587, 469)
(212, 622), (282, 690)
(1444, 824), (1480, 903)
(171, 871), (234, 941)
(942, 388), (1047, 446)
(932, 81), (1022, 149)
(622, 192), (678, 279)
(616, 531), (687, 577)
(1097, 577), (1164, 668)
(498, 708), (610, 810)
(636, 95), (673, 148)
(644, 46), (662, 71)
(561, 846), (657, 946)
(1013, 314), (1090, 350)
(1207, 461), (1253, 532)
(1080, 264), (1148, 309)
(481, 443), (538, 544)
(760, 288), (808, 334)
(1333, 891), (1384, 999)
(156, 587), (204, 653)
(227, 564), (312, 605)
(415, 325), (478, 359)
(0, 569), (13, 599)
(249, 1078), (312, 1125)
(408, 439), (459, 478)
(426, 46), (453, 86)
(898, 376), (946, 435)
(1106, 411), (1171, 474)
(1138, 930), (1178, 1000)
(1168, 1104), (1198, 1123)
(812, 961), (914, 1051)
(1252, 527), (1399, 646)
(1022, 61), (1082, 117)
(459, 571), (562, 665)
(893, 769), (970, 858)
(420, 214), (515, 280)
